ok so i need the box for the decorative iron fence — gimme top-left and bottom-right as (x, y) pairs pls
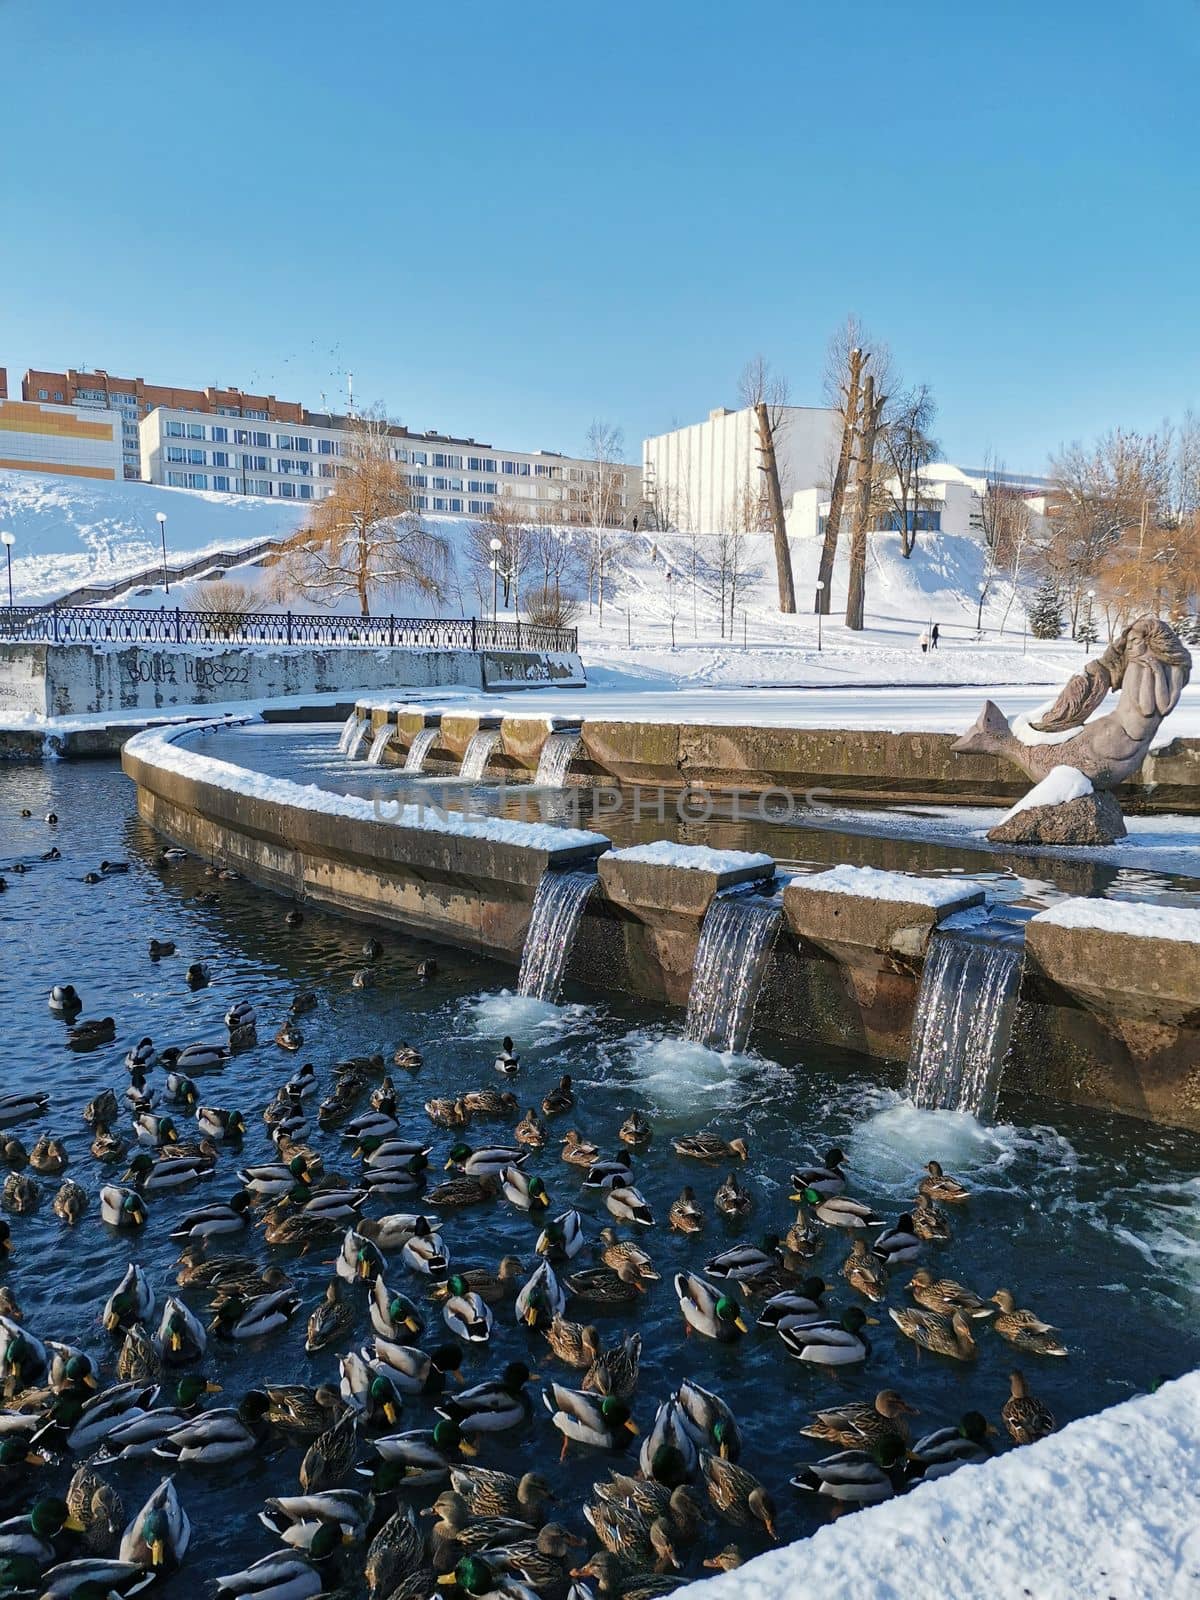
(0, 605), (577, 655)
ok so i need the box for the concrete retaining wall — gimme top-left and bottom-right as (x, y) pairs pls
(1, 642), (584, 719)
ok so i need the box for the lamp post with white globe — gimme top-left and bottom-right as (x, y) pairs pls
(0, 531), (14, 607)
(976, 579), (986, 634)
(489, 536), (502, 622)
(815, 579), (825, 651)
(155, 512), (169, 595)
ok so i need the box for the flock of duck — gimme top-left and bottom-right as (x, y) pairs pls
(0, 828), (1071, 1600)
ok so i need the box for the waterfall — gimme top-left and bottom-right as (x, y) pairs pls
(905, 928), (1025, 1119)
(337, 711), (366, 755)
(365, 726), (394, 766)
(344, 717), (371, 760)
(533, 731), (582, 787)
(459, 730), (500, 782)
(403, 727), (439, 774)
(684, 892), (782, 1054)
(517, 869), (597, 1001)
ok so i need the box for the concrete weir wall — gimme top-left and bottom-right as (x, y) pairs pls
(123, 726), (1200, 1130)
(0, 641), (584, 719)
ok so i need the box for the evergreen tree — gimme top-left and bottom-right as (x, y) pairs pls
(1028, 579), (1064, 640)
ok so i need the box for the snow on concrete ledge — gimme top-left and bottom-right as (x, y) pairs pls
(1033, 896), (1200, 944)
(125, 720), (609, 852)
(999, 763), (1093, 824)
(607, 841), (775, 873)
(688, 1373), (1200, 1600)
(791, 862), (975, 907)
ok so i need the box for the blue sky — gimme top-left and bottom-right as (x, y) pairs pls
(2, 0), (1198, 470)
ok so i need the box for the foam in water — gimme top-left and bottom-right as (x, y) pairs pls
(403, 726), (439, 773)
(465, 990), (580, 1042)
(533, 731), (582, 787)
(518, 869), (597, 1002)
(905, 928), (1025, 1119)
(337, 711), (367, 755)
(684, 891), (782, 1054)
(459, 729), (500, 782)
(365, 725), (394, 766)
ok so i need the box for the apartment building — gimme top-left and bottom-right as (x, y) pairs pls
(21, 367), (304, 481)
(141, 407), (641, 524)
(0, 384), (123, 481)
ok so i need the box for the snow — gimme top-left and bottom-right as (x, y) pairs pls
(790, 862), (977, 907)
(1033, 897), (1200, 943)
(608, 841), (775, 874)
(123, 721), (609, 853)
(998, 764), (1094, 823)
(687, 1373), (1200, 1600)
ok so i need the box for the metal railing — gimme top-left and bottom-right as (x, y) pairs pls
(0, 604), (577, 654)
(52, 537), (288, 608)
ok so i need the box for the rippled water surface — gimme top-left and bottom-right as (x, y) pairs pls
(1, 753), (1199, 1590)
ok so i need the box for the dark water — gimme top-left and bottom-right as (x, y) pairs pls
(1, 755), (1199, 1591)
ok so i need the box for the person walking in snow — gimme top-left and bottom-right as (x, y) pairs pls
(931, 623), (940, 650)
(918, 630), (929, 654)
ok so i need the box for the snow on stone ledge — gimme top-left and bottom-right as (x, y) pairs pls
(124, 721), (609, 853)
(608, 841), (775, 873)
(998, 763), (1093, 824)
(687, 1373), (1200, 1600)
(1033, 896), (1200, 944)
(791, 862), (975, 907)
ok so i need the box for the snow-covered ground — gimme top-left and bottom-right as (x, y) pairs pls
(687, 1372), (1200, 1600)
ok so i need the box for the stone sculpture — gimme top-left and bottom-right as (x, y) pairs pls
(953, 615), (1192, 845)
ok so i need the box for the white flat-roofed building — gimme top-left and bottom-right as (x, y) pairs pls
(141, 408), (641, 525)
(787, 460), (1053, 543)
(0, 396), (124, 481)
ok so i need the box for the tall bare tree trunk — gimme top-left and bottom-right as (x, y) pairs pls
(754, 401), (796, 613)
(815, 348), (863, 613)
(844, 374), (884, 632)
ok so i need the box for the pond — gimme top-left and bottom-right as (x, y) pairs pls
(1, 752), (1198, 1591)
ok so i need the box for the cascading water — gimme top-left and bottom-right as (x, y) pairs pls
(684, 891), (782, 1054)
(905, 926), (1025, 1119)
(533, 731), (582, 787)
(459, 730), (500, 782)
(344, 717), (371, 760)
(517, 869), (597, 1001)
(365, 726), (394, 766)
(403, 726), (439, 773)
(337, 711), (366, 755)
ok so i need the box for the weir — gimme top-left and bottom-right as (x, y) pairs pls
(533, 731), (582, 787)
(365, 726), (394, 766)
(337, 711), (365, 755)
(684, 890), (783, 1054)
(403, 726), (439, 773)
(343, 716), (371, 759)
(459, 729), (501, 781)
(517, 868), (598, 1001)
(905, 922), (1025, 1119)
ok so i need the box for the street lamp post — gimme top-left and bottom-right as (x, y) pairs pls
(489, 537), (502, 622)
(155, 512), (169, 595)
(815, 579), (825, 651)
(1085, 587), (1096, 650)
(976, 580), (986, 634)
(0, 532), (14, 608)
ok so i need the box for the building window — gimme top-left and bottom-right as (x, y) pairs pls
(299, 484), (313, 499)
(502, 460), (531, 476)
(243, 408), (267, 420)
(411, 493), (428, 509)
(212, 475), (230, 492)
(53, 391), (63, 402)
(276, 435), (295, 451)
(432, 496), (463, 513)
(187, 448), (206, 465)
(210, 425), (228, 443)
(278, 481), (296, 498)
(391, 446), (409, 463)
(431, 476), (463, 492)
(165, 420), (185, 438)
(186, 422), (205, 439)
(211, 451), (229, 467)
(242, 453), (268, 471)
(317, 438), (338, 455)
(432, 452), (464, 469)
(294, 436), (310, 452)
(167, 471), (187, 487)
(468, 499), (493, 515)
(467, 456), (494, 474)
(410, 450), (427, 466)
(165, 446), (187, 463)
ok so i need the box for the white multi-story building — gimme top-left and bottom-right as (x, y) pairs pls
(141, 408), (641, 525)
(786, 461), (1055, 543)
(643, 404), (841, 533)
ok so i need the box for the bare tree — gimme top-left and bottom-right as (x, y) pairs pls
(815, 322), (866, 613)
(466, 494), (533, 614)
(882, 383), (938, 557)
(739, 356), (795, 613)
(285, 412), (449, 616)
(581, 420), (627, 626)
(844, 373), (887, 631)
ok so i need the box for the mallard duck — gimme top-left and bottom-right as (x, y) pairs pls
(790, 1147), (849, 1197)
(710, 1170), (750, 1218)
(427, 1097), (473, 1130)
(164, 1073), (198, 1109)
(674, 1274), (747, 1341)
(912, 1193), (952, 1242)
(1002, 1369), (1057, 1444)
(446, 1143), (527, 1180)
(48, 984), (82, 1014)
(909, 1411), (995, 1479)
(800, 1389), (919, 1448)
(432, 1259), (523, 1306)
(598, 1227), (658, 1281)
(400, 1225), (449, 1278)
(84, 1088), (121, 1127)
(873, 1213), (921, 1265)
(783, 1202), (821, 1257)
(424, 1490), (535, 1563)
(668, 1186), (704, 1235)
(990, 1289), (1067, 1354)
(369, 1418), (472, 1483)
(437, 1362), (534, 1436)
(66, 1462), (123, 1553)
(583, 1332), (642, 1401)
(537, 1210), (586, 1263)
(436, 1553), (539, 1600)
(0, 1497), (86, 1569)
(64, 1384), (160, 1454)
(92, 1127), (129, 1164)
(705, 1235), (780, 1284)
(544, 1317), (602, 1370)
(155, 1298), (206, 1365)
(168, 1191), (252, 1243)
(132, 1112), (179, 1148)
(369, 1280), (425, 1342)
(370, 1339), (463, 1398)
(672, 1132), (748, 1162)
(36, 1558), (158, 1598)
(755, 1277), (827, 1329)
(565, 1261), (646, 1305)
(155, 1390), (271, 1465)
(1, 1316), (47, 1392)
(919, 1159), (970, 1203)
(559, 1130), (599, 1167)
(543, 1385), (638, 1459)
(501, 1166), (550, 1213)
(593, 1472), (702, 1538)
(68, 1017), (117, 1050)
(478, 1523), (586, 1592)
(542, 1077), (575, 1117)
(196, 1107), (246, 1142)
(124, 1038), (155, 1073)
(259, 1487), (374, 1545)
(702, 1544), (744, 1572)
(790, 1434), (907, 1505)
(459, 1088), (518, 1120)
(239, 1155), (311, 1200)
(493, 1037), (520, 1075)
(104, 1266), (155, 1333)
(515, 1109), (548, 1149)
(214, 1535), (338, 1597)
(778, 1306), (876, 1365)
(842, 1237), (888, 1301)
(2, 1171), (39, 1214)
(583, 1499), (678, 1572)
(300, 1408), (358, 1491)
(171, 1040), (232, 1072)
(264, 1384), (344, 1437)
(888, 1305), (978, 1361)
(209, 1289), (300, 1341)
(605, 1184), (654, 1228)
(125, 1150), (214, 1192)
(617, 1110), (652, 1147)
(907, 1269), (993, 1318)
(393, 1043), (424, 1071)
(275, 1020), (304, 1052)
(0, 1093), (49, 1128)
(116, 1325), (162, 1386)
(792, 1185), (881, 1229)
(568, 1552), (681, 1600)
(700, 1451), (777, 1537)
(674, 1379), (741, 1462)
(306, 1280), (356, 1354)
(516, 1261), (565, 1327)
(444, 1289), (494, 1344)
(427, 1174), (500, 1210)
(29, 1136), (68, 1176)
(0, 1138), (27, 1171)
(0, 1286), (20, 1322)
(97, 1376), (222, 1459)
(449, 1465), (555, 1524)
(581, 1152), (634, 1191)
